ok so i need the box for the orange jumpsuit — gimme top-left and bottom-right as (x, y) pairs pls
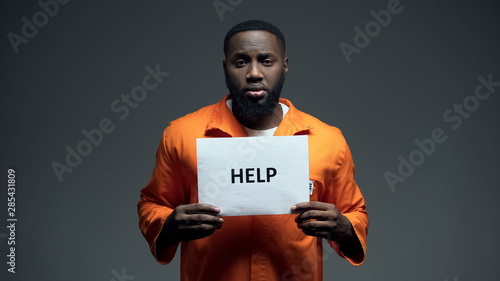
(137, 95), (368, 281)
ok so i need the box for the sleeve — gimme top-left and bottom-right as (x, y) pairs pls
(321, 140), (368, 266)
(137, 126), (190, 264)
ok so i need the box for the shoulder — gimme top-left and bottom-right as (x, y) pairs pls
(292, 107), (349, 166)
(160, 102), (218, 151)
(294, 107), (347, 145)
(282, 98), (346, 143)
(167, 103), (215, 133)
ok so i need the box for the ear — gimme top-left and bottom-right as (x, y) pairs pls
(222, 59), (227, 75)
(283, 57), (289, 73)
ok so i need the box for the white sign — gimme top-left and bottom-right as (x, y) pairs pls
(197, 135), (309, 216)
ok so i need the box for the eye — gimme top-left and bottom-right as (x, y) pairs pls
(235, 60), (247, 67)
(262, 59), (274, 66)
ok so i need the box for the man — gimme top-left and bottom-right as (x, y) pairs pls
(138, 20), (368, 281)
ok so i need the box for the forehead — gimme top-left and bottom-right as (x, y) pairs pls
(227, 30), (283, 57)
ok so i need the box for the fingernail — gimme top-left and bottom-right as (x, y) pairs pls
(218, 218), (224, 223)
(291, 205), (296, 211)
(214, 207), (221, 212)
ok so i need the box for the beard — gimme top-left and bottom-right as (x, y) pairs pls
(225, 72), (286, 128)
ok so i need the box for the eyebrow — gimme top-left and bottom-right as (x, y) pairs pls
(257, 53), (274, 59)
(231, 52), (250, 60)
(231, 51), (276, 60)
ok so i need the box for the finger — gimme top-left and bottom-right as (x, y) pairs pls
(182, 214), (224, 226)
(299, 227), (332, 239)
(295, 210), (337, 223)
(300, 228), (331, 239)
(179, 222), (219, 232)
(298, 220), (336, 232)
(179, 225), (218, 241)
(183, 203), (221, 215)
(291, 201), (330, 213)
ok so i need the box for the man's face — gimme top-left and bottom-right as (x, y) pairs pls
(223, 30), (288, 126)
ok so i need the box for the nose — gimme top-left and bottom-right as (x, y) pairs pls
(246, 62), (263, 82)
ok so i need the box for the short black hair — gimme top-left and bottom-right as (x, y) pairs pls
(223, 20), (286, 56)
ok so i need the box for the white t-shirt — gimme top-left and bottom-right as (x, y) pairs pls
(226, 99), (289, 137)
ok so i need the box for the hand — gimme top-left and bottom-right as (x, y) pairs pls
(291, 201), (354, 243)
(162, 203), (224, 243)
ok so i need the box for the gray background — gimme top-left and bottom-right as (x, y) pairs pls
(1, 0), (499, 280)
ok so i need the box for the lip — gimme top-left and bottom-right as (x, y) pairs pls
(245, 83), (267, 92)
(245, 89), (267, 99)
(244, 84), (268, 99)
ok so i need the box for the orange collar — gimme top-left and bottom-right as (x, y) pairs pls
(205, 95), (313, 137)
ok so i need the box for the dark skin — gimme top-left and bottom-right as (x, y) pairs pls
(291, 202), (364, 263)
(156, 30), (363, 263)
(156, 204), (223, 261)
(223, 30), (288, 130)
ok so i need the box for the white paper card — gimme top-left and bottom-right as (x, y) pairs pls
(197, 135), (309, 216)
